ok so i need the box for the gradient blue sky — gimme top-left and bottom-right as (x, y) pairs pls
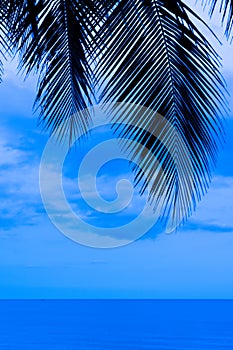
(0, 1), (233, 298)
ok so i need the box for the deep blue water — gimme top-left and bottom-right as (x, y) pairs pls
(0, 300), (233, 349)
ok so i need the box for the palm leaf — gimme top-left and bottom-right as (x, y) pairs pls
(95, 0), (226, 229)
(1, 0), (227, 230)
(205, 0), (233, 37)
(0, 0), (12, 82)
(8, 0), (106, 137)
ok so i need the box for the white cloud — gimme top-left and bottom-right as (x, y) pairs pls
(188, 175), (233, 230)
(0, 131), (42, 227)
(2, 55), (37, 90)
(0, 143), (26, 166)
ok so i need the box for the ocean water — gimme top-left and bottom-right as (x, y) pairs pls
(0, 300), (233, 349)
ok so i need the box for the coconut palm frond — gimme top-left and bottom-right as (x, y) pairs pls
(0, 0), (12, 82)
(205, 0), (233, 37)
(0, 19), (5, 82)
(95, 0), (226, 228)
(8, 0), (105, 136)
(0, 0), (227, 229)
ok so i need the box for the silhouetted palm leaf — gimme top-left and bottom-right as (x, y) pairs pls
(0, 0), (229, 229)
(7, 0), (107, 136)
(205, 0), (233, 37)
(0, 0), (11, 82)
(95, 0), (226, 227)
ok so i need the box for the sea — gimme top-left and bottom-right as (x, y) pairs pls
(0, 300), (233, 349)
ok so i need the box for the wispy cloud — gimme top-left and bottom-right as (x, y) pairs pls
(0, 130), (42, 229)
(182, 175), (233, 232)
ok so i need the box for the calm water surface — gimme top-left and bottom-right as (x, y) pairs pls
(0, 300), (232, 349)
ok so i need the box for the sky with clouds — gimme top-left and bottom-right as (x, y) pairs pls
(0, 0), (233, 298)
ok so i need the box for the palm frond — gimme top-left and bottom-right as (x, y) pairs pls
(8, 0), (106, 136)
(0, 0), (12, 82)
(205, 0), (233, 37)
(95, 0), (226, 229)
(1, 0), (227, 230)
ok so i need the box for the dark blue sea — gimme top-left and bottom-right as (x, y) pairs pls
(0, 300), (233, 349)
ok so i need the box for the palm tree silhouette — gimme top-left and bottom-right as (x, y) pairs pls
(0, 0), (231, 228)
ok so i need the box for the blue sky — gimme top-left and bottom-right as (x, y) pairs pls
(0, 1), (233, 298)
